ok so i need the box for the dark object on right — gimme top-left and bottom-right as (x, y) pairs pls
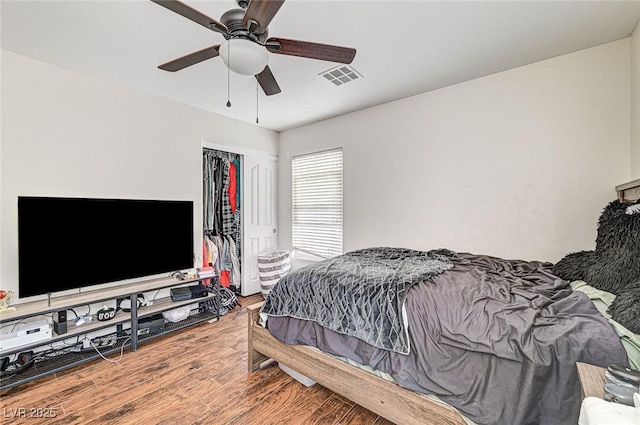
(553, 199), (640, 332)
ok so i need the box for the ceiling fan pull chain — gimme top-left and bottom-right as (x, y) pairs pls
(256, 79), (259, 124)
(226, 42), (231, 107)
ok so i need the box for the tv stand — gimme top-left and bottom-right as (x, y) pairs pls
(0, 275), (220, 390)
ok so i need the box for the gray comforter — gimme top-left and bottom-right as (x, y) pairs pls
(261, 247), (460, 354)
(264, 252), (629, 425)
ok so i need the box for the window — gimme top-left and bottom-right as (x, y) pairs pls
(292, 148), (343, 257)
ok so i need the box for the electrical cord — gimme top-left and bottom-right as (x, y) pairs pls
(88, 336), (131, 364)
(44, 336), (81, 350)
(170, 270), (187, 280)
(28, 335), (83, 364)
(34, 334), (129, 365)
(147, 289), (161, 303)
(0, 321), (27, 333)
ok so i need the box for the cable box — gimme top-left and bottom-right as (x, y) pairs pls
(0, 319), (52, 351)
(138, 314), (165, 336)
(170, 285), (208, 302)
(170, 287), (192, 301)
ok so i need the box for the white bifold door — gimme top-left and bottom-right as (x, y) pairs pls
(242, 155), (278, 296)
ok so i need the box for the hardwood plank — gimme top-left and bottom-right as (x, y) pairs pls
(373, 417), (397, 425)
(0, 373), (60, 405)
(340, 404), (381, 424)
(49, 328), (248, 424)
(225, 378), (301, 425)
(50, 310), (260, 423)
(159, 371), (223, 401)
(54, 359), (215, 423)
(299, 394), (355, 425)
(152, 401), (214, 425)
(198, 365), (293, 423)
(225, 376), (334, 425)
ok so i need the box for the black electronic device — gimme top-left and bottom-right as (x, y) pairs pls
(170, 287), (192, 302)
(607, 364), (640, 386)
(18, 197), (194, 298)
(0, 351), (34, 377)
(97, 306), (116, 321)
(53, 310), (67, 335)
(136, 314), (165, 336)
(170, 284), (208, 302)
(15, 351), (33, 367)
(189, 284), (208, 299)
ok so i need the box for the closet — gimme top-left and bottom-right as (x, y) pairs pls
(203, 149), (242, 292)
(202, 145), (278, 296)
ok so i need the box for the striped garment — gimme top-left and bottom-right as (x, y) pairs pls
(221, 159), (235, 236)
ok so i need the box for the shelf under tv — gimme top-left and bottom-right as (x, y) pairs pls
(0, 276), (220, 391)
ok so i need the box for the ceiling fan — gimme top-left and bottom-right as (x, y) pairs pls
(152, 0), (357, 96)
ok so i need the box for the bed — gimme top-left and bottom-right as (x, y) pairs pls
(247, 179), (640, 425)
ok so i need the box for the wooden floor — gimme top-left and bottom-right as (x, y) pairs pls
(0, 294), (394, 425)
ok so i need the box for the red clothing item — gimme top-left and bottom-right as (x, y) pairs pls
(228, 161), (237, 214)
(202, 240), (209, 285)
(220, 270), (230, 287)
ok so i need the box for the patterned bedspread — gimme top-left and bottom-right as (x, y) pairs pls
(260, 247), (462, 354)
(265, 251), (630, 425)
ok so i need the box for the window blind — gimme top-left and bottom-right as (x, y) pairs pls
(292, 148), (343, 258)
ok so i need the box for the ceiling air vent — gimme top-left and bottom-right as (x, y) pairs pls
(319, 65), (362, 86)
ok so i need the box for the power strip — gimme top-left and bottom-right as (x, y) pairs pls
(71, 334), (117, 353)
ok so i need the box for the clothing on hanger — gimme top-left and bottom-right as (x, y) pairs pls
(228, 160), (237, 214)
(232, 157), (241, 210)
(227, 235), (241, 290)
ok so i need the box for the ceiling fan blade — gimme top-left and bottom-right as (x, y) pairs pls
(255, 66), (281, 96)
(242, 0), (285, 34)
(158, 45), (220, 72)
(266, 38), (356, 64)
(151, 0), (227, 34)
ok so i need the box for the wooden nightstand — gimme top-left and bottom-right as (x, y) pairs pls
(577, 362), (607, 400)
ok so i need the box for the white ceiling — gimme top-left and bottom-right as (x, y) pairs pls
(2, 1), (640, 132)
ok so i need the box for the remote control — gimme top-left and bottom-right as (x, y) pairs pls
(607, 364), (640, 386)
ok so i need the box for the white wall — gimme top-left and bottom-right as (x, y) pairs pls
(631, 21), (640, 179)
(279, 40), (631, 263)
(1, 49), (278, 300)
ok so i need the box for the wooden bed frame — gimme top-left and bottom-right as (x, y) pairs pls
(247, 302), (467, 425)
(617, 178), (640, 202)
(247, 179), (640, 425)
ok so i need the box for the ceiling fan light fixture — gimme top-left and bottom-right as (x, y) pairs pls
(220, 38), (268, 76)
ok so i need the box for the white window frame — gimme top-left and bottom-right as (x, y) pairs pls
(292, 148), (343, 258)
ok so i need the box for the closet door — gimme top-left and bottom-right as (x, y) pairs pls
(242, 156), (278, 296)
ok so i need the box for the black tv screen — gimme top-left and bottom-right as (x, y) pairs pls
(18, 196), (194, 298)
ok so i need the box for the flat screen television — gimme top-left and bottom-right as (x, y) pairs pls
(18, 196), (194, 298)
